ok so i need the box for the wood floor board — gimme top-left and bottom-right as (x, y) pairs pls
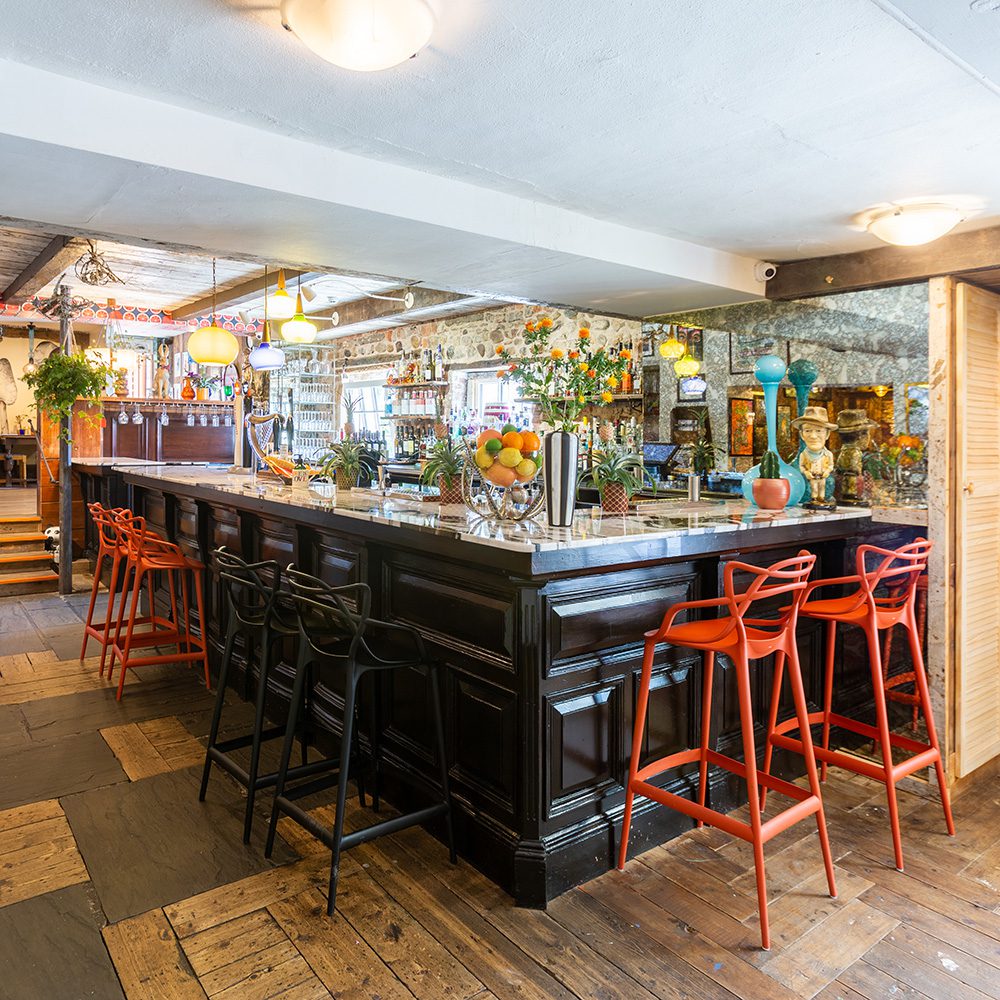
(836, 959), (931, 1000)
(861, 938), (994, 1000)
(879, 923), (1000, 999)
(100, 716), (206, 781)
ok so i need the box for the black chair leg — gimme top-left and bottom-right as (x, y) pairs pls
(327, 668), (359, 916)
(242, 627), (273, 844)
(265, 647), (310, 859)
(199, 623), (237, 802)
(370, 672), (382, 812)
(428, 663), (456, 864)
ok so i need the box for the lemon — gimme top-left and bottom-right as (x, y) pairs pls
(484, 437), (503, 455)
(516, 458), (537, 479)
(474, 446), (493, 469)
(498, 447), (522, 468)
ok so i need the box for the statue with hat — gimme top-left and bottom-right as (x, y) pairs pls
(792, 406), (837, 508)
(834, 409), (879, 505)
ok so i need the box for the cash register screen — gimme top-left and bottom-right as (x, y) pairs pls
(643, 442), (679, 466)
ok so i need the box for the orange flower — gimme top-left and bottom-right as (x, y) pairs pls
(606, 375), (619, 388)
(586, 369), (597, 379)
(525, 321), (536, 332)
(601, 391), (613, 403)
(539, 316), (553, 329)
(620, 348), (632, 360)
(496, 370), (506, 379)
(578, 362), (589, 373)
(568, 350), (580, 359)
(495, 345), (504, 355)
(550, 348), (564, 360)
(508, 363), (517, 372)
(578, 327), (591, 339)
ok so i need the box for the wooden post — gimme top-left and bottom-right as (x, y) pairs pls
(57, 283), (73, 594)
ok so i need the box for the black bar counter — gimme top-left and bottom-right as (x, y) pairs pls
(75, 461), (920, 905)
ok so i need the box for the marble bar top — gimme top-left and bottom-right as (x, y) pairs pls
(111, 463), (877, 556)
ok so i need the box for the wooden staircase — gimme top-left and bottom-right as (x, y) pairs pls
(0, 517), (58, 596)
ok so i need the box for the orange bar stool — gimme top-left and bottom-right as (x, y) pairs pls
(762, 539), (953, 872)
(618, 551), (836, 951)
(106, 513), (211, 700)
(881, 574), (928, 731)
(80, 502), (127, 672)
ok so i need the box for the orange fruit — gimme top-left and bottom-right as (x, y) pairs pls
(501, 430), (524, 451)
(520, 430), (541, 453)
(477, 429), (502, 448)
(484, 463), (517, 488)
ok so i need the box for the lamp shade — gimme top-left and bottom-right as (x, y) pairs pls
(280, 293), (317, 344)
(674, 351), (701, 377)
(187, 325), (240, 366)
(280, 0), (434, 72)
(867, 204), (961, 246)
(659, 334), (684, 360)
(267, 269), (297, 319)
(248, 339), (286, 371)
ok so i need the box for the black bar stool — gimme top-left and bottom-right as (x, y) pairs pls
(264, 569), (455, 915)
(199, 549), (356, 842)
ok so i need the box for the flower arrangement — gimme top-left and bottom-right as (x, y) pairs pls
(497, 317), (630, 432)
(189, 370), (220, 391)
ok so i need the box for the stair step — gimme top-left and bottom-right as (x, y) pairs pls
(0, 533), (49, 553)
(0, 552), (53, 569)
(0, 570), (59, 596)
(0, 517), (42, 535)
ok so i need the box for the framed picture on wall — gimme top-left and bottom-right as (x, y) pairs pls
(729, 332), (790, 375)
(728, 397), (755, 456)
(776, 404), (793, 455)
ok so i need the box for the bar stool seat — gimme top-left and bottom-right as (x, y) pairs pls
(761, 539), (954, 874)
(264, 569), (455, 916)
(618, 551), (835, 951)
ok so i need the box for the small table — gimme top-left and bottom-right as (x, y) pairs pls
(1, 435), (36, 486)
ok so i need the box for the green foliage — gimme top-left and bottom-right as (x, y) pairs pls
(189, 369), (219, 390)
(23, 350), (111, 439)
(421, 438), (465, 488)
(319, 439), (365, 482)
(683, 409), (723, 475)
(580, 444), (653, 499)
(760, 450), (781, 479)
(499, 318), (630, 432)
(343, 392), (361, 422)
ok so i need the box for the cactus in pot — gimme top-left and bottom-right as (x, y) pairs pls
(751, 450), (790, 510)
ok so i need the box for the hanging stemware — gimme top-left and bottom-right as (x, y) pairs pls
(186, 406), (195, 427)
(117, 402), (129, 425)
(159, 404), (170, 426)
(131, 402), (144, 425)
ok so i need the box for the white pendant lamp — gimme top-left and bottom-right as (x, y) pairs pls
(280, 0), (434, 72)
(866, 204), (962, 246)
(267, 268), (297, 319)
(248, 267), (286, 371)
(187, 259), (240, 366)
(280, 275), (318, 344)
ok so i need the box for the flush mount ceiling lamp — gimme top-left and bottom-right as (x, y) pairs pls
(248, 267), (286, 371)
(281, 0), (434, 72)
(187, 259), (240, 366)
(866, 203), (963, 247)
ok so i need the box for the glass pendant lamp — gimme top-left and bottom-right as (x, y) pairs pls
(248, 267), (286, 371)
(187, 259), (240, 366)
(280, 275), (318, 344)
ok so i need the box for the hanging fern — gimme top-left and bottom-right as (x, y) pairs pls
(23, 350), (112, 439)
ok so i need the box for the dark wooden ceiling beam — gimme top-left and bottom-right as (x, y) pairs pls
(169, 268), (322, 319)
(0, 235), (85, 305)
(766, 224), (1000, 300)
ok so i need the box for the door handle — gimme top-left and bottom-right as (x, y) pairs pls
(964, 481), (975, 494)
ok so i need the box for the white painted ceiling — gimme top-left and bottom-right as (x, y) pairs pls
(0, 0), (999, 314)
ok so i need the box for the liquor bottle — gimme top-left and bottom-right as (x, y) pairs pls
(434, 344), (445, 382)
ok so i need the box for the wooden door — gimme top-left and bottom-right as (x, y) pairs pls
(955, 282), (1000, 776)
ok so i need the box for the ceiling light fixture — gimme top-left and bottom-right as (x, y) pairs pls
(281, 0), (434, 72)
(281, 275), (318, 344)
(249, 267), (286, 371)
(672, 330), (701, 377)
(658, 326), (685, 360)
(187, 259), (240, 366)
(866, 203), (963, 246)
(267, 269), (298, 320)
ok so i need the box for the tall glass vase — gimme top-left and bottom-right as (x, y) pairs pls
(543, 430), (579, 527)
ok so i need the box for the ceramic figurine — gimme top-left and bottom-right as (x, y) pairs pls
(834, 409), (879, 505)
(791, 406), (837, 507)
(152, 342), (171, 399)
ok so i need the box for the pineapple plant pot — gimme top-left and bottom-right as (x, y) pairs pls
(320, 439), (365, 494)
(335, 469), (358, 491)
(421, 438), (466, 506)
(438, 475), (463, 505)
(752, 450), (790, 510)
(600, 481), (629, 515)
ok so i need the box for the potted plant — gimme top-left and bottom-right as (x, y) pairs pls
(320, 439), (365, 491)
(683, 409), (724, 483)
(752, 450), (790, 510)
(499, 317), (630, 527)
(580, 444), (653, 515)
(192, 371), (219, 400)
(342, 392), (361, 438)
(421, 438), (465, 505)
(24, 349), (112, 441)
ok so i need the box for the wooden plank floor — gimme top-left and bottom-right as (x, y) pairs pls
(0, 590), (998, 999)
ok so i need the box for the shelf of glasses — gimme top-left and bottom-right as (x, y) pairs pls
(385, 381), (449, 390)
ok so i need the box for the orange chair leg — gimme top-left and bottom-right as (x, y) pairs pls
(696, 651), (715, 827)
(81, 549), (105, 661)
(734, 651), (770, 950)
(760, 649), (785, 812)
(106, 560), (135, 681)
(866, 624), (905, 871)
(618, 639), (654, 871)
(819, 620), (836, 783)
(116, 569), (145, 701)
(193, 570), (210, 691)
(786, 643), (837, 899)
(906, 610), (955, 837)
